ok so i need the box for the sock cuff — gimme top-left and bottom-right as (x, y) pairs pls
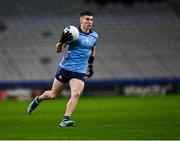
(36, 96), (41, 104)
(63, 116), (70, 121)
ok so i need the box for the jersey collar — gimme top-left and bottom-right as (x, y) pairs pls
(78, 26), (93, 35)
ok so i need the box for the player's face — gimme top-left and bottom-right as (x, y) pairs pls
(80, 15), (93, 31)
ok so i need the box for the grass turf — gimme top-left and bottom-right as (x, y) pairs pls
(0, 95), (180, 139)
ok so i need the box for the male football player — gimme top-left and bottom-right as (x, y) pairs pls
(28, 10), (98, 127)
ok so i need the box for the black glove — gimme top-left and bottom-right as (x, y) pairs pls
(86, 64), (94, 78)
(59, 31), (73, 43)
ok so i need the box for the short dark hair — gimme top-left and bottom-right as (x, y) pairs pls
(80, 11), (93, 17)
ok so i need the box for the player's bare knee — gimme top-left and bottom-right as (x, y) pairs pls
(71, 90), (81, 99)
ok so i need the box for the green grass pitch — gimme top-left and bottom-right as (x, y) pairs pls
(0, 95), (180, 140)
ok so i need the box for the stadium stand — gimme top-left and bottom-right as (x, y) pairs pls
(0, 0), (180, 81)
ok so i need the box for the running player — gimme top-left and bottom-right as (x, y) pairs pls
(27, 10), (98, 127)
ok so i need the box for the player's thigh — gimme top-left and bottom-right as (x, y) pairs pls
(69, 78), (85, 97)
(50, 78), (64, 97)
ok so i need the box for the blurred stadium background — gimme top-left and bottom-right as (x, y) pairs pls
(0, 0), (180, 99)
(1, 0), (180, 140)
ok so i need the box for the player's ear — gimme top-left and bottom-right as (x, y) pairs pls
(80, 17), (83, 23)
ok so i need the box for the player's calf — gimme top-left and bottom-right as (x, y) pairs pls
(39, 90), (57, 100)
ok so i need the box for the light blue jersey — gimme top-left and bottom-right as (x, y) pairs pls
(60, 27), (98, 73)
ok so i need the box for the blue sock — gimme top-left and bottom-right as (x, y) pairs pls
(63, 116), (70, 121)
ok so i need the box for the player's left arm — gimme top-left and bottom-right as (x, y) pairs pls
(91, 46), (96, 57)
(86, 46), (96, 78)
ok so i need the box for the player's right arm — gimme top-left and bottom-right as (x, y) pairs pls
(56, 42), (66, 53)
(56, 31), (73, 53)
